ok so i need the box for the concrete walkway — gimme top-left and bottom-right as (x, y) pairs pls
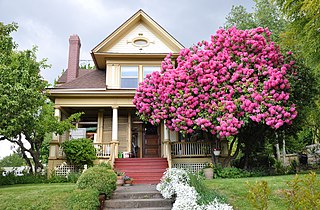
(105, 184), (173, 210)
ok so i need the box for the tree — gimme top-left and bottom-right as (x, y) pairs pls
(225, 0), (287, 43)
(274, 0), (320, 72)
(134, 27), (297, 165)
(0, 22), (81, 173)
(0, 153), (25, 167)
(224, 0), (317, 165)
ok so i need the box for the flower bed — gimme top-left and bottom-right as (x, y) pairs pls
(156, 168), (233, 210)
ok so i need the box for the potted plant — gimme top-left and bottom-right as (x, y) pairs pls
(114, 170), (125, 186)
(203, 162), (214, 179)
(213, 148), (221, 156)
(123, 175), (133, 186)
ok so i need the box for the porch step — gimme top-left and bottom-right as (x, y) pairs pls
(114, 158), (167, 184)
(105, 185), (172, 209)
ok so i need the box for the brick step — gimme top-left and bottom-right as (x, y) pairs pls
(111, 191), (163, 200)
(114, 158), (167, 184)
(115, 158), (167, 162)
(115, 168), (166, 172)
(115, 162), (168, 166)
(127, 173), (162, 180)
(115, 166), (167, 170)
(105, 198), (172, 209)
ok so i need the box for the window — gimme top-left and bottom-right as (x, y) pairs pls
(134, 39), (148, 46)
(121, 66), (138, 88)
(143, 66), (160, 79)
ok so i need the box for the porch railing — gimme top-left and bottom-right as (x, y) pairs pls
(93, 143), (111, 158)
(171, 141), (212, 157)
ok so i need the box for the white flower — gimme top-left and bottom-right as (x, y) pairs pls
(156, 168), (233, 210)
(204, 198), (234, 210)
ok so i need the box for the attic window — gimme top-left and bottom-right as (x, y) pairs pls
(132, 37), (149, 47)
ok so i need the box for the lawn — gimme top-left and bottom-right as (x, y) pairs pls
(205, 174), (320, 210)
(0, 183), (76, 210)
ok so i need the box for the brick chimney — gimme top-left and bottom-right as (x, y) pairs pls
(67, 34), (81, 82)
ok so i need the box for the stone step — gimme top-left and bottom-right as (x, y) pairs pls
(107, 208), (171, 210)
(112, 191), (163, 199)
(105, 198), (172, 209)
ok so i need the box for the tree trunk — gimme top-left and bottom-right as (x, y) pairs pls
(282, 138), (286, 165)
(221, 136), (241, 167)
(275, 143), (281, 161)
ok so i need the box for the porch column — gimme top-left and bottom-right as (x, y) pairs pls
(163, 123), (172, 168)
(97, 110), (104, 143)
(52, 108), (61, 142)
(111, 106), (119, 161)
(128, 112), (132, 153)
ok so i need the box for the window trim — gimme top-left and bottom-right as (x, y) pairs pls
(120, 65), (139, 89)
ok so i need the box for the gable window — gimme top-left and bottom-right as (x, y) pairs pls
(143, 66), (160, 79)
(121, 66), (138, 88)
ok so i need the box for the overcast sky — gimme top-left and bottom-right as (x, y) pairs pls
(0, 0), (254, 159)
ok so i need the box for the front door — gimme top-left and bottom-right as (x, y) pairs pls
(143, 123), (160, 157)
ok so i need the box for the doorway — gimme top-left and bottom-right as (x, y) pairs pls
(142, 123), (160, 158)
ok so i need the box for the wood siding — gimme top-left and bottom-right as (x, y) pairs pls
(107, 22), (173, 53)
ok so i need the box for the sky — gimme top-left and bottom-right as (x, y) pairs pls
(0, 0), (254, 159)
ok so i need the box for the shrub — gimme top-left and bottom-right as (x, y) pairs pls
(67, 189), (99, 210)
(215, 167), (251, 178)
(246, 180), (270, 210)
(97, 162), (112, 169)
(272, 160), (288, 175)
(282, 172), (320, 209)
(67, 172), (82, 183)
(47, 173), (68, 183)
(62, 138), (96, 167)
(0, 173), (48, 185)
(76, 165), (117, 198)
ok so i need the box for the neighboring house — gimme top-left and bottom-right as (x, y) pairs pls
(47, 10), (213, 177)
(2, 166), (29, 176)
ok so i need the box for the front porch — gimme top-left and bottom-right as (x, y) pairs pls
(48, 106), (222, 176)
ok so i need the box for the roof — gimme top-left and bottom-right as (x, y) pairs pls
(57, 69), (92, 84)
(56, 69), (106, 89)
(91, 9), (184, 70)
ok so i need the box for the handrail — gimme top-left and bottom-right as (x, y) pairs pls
(93, 142), (111, 158)
(171, 141), (212, 157)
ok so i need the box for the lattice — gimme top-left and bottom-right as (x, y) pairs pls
(173, 163), (206, 173)
(55, 163), (78, 177)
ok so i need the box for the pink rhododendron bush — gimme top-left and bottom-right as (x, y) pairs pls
(133, 27), (297, 138)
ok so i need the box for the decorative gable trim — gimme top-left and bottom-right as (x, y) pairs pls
(91, 9), (184, 70)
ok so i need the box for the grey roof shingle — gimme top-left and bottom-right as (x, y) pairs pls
(56, 69), (106, 89)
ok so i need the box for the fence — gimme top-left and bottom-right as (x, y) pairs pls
(171, 141), (212, 157)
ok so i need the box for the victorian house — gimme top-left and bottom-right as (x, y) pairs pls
(48, 10), (214, 183)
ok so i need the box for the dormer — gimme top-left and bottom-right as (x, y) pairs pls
(91, 9), (184, 89)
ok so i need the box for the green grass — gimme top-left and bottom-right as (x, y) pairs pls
(204, 174), (320, 210)
(0, 183), (76, 210)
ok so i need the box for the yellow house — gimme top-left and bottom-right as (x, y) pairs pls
(48, 10), (212, 183)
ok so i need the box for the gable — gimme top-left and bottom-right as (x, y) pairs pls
(91, 9), (184, 70)
(105, 22), (173, 54)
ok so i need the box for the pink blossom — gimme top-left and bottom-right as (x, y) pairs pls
(133, 27), (297, 137)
